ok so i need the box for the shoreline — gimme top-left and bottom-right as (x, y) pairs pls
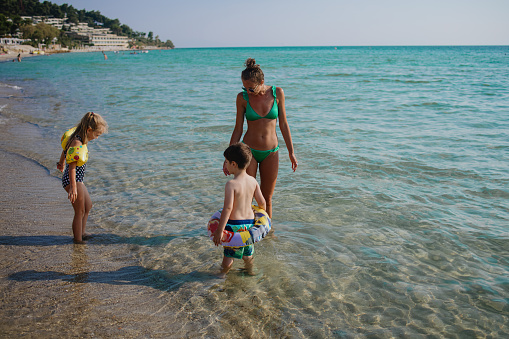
(0, 44), (38, 62)
(0, 91), (181, 337)
(0, 45), (173, 62)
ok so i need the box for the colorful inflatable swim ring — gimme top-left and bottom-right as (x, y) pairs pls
(61, 127), (88, 167)
(207, 205), (271, 247)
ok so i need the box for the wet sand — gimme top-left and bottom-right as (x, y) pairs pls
(0, 95), (188, 336)
(0, 73), (234, 337)
(0, 149), (187, 337)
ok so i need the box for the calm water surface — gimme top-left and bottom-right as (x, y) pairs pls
(1, 46), (508, 337)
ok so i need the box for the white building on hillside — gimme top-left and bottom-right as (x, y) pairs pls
(0, 37), (28, 45)
(43, 17), (65, 29)
(16, 16), (131, 49)
(90, 34), (129, 48)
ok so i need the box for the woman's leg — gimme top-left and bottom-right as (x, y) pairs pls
(246, 155), (258, 178)
(258, 151), (279, 218)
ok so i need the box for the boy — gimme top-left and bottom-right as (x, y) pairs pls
(214, 143), (266, 276)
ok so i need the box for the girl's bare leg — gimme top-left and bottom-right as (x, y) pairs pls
(65, 182), (89, 243)
(258, 152), (279, 218)
(81, 184), (92, 239)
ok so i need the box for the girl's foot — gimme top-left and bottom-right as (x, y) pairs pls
(82, 234), (92, 240)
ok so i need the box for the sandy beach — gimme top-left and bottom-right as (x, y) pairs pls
(0, 45), (39, 63)
(0, 154), (181, 338)
(0, 83), (186, 338)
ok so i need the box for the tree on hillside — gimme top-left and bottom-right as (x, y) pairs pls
(21, 22), (60, 46)
(0, 14), (14, 36)
(120, 24), (132, 37)
(110, 23), (121, 35)
(0, 13), (32, 36)
(163, 40), (174, 49)
(1, 0), (175, 48)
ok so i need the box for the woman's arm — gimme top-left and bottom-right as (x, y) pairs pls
(229, 92), (247, 145)
(223, 93), (247, 175)
(277, 87), (298, 172)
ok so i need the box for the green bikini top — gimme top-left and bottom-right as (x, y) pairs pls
(243, 86), (278, 121)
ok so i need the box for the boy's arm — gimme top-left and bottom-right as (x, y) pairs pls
(213, 182), (235, 246)
(253, 182), (266, 211)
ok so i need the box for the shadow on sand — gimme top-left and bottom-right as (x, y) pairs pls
(8, 266), (219, 292)
(0, 233), (180, 247)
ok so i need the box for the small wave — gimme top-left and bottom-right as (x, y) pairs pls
(465, 187), (509, 199)
(323, 73), (354, 77)
(403, 80), (431, 84)
(378, 78), (431, 84)
(401, 102), (443, 108)
(0, 116), (9, 125)
(0, 83), (23, 90)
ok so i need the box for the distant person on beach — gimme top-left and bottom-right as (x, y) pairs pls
(214, 143), (266, 277)
(57, 112), (108, 244)
(17, 53), (21, 62)
(102, 51), (107, 60)
(224, 58), (298, 219)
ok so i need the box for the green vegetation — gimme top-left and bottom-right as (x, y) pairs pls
(0, 0), (174, 49)
(20, 22), (60, 46)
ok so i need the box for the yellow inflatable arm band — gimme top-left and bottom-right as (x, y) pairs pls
(66, 144), (88, 166)
(61, 127), (76, 150)
(61, 127), (88, 166)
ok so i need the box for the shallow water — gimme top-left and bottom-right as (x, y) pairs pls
(1, 46), (508, 337)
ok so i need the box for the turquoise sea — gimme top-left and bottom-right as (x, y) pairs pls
(1, 46), (508, 337)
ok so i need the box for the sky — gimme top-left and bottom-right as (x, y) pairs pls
(51, 0), (509, 48)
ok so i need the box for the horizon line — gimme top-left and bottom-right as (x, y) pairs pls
(173, 44), (509, 49)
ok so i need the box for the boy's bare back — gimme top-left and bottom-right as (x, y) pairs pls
(214, 142), (266, 247)
(226, 172), (262, 220)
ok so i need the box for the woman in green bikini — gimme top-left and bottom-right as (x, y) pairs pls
(224, 58), (298, 218)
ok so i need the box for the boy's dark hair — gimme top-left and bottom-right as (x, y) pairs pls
(224, 143), (252, 169)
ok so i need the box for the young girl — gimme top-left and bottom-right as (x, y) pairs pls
(56, 112), (108, 244)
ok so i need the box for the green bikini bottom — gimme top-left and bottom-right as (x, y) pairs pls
(246, 144), (280, 163)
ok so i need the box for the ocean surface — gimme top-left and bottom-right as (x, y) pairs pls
(1, 46), (508, 337)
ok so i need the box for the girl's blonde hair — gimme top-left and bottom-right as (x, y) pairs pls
(65, 112), (108, 150)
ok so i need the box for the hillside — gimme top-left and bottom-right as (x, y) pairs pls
(0, 0), (174, 49)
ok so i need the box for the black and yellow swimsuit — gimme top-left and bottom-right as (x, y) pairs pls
(61, 134), (88, 188)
